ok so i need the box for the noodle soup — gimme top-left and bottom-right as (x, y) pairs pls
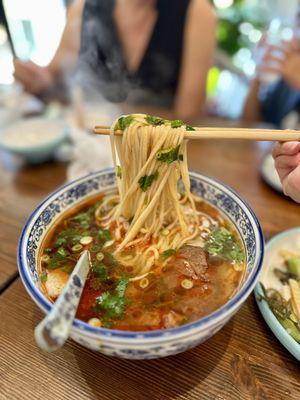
(40, 193), (245, 331)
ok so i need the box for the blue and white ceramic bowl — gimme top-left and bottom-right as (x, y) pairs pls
(18, 169), (264, 359)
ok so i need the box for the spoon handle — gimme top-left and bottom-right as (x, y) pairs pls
(34, 251), (90, 352)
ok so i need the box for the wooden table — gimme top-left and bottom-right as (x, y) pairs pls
(1, 137), (300, 400)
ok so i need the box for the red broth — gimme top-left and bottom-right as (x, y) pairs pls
(40, 194), (245, 331)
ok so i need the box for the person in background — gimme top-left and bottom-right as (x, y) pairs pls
(273, 141), (300, 203)
(13, 0), (84, 102)
(243, 38), (300, 127)
(79, 0), (216, 120)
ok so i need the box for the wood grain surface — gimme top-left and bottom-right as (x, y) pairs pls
(0, 135), (300, 400)
(0, 160), (66, 290)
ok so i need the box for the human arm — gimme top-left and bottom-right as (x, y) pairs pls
(173, 0), (217, 120)
(243, 40), (300, 124)
(13, 0), (84, 95)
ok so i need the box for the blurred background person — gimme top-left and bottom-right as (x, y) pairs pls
(12, 0), (84, 103)
(243, 37), (300, 127)
(79, 0), (217, 120)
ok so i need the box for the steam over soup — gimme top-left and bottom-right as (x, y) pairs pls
(40, 194), (245, 331)
(39, 114), (246, 331)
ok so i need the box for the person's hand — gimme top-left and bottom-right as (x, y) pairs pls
(257, 39), (300, 90)
(272, 141), (300, 202)
(13, 60), (54, 95)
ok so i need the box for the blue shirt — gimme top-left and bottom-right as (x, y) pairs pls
(261, 79), (300, 127)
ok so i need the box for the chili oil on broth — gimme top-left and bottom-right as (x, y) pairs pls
(39, 193), (246, 331)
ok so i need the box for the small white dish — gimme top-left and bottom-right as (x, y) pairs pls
(0, 117), (69, 163)
(254, 228), (300, 361)
(260, 153), (283, 193)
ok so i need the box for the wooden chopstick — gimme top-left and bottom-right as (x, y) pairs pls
(93, 126), (300, 141)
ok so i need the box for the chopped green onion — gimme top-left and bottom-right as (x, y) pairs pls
(80, 236), (93, 245)
(96, 252), (104, 261)
(139, 278), (149, 289)
(181, 279), (193, 289)
(161, 249), (176, 260)
(39, 271), (47, 283)
(89, 244), (103, 253)
(72, 244), (83, 253)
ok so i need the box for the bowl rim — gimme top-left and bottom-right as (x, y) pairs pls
(18, 169), (264, 340)
(254, 228), (300, 361)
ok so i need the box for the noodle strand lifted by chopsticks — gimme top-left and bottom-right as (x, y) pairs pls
(95, 114), (202, 276)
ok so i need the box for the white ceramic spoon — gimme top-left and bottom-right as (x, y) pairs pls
(34, 250), (90, 352)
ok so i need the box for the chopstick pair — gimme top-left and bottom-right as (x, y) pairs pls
(94, 125), (300, 142)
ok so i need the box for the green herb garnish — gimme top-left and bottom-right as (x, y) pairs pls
(170, 119), (184, 128)
(156, 145), (181, 164)
(186, 125), (195, 131)
(91, 262), (108, 281)
(161, 249), (176, 260)
(95, 277), (129, 319)
(116, 166), (122, 179)
(89, 244), (103, 253)
(47, 247), (70, 270)
(54, 228), (82, 247)
(138, 171), (159, 192)
(114, 115), (134, 131)
(98, 228), (111, 242)
(205, 227), (245, 264)
(145, 115), (165, 126)
(39, 271), (47, 283)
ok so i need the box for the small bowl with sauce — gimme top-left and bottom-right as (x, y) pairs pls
(0, 117), (69, 163)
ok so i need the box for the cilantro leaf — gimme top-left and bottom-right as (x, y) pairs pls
(95, 277), (129, 319)
(98, 228), (111, 242)
(205, 227), (245, 264)
(156, 145), (181, 164)
(114, 115), (134, 131)
(91, 262), (108, 281)
(145, 115), (165, 126)
(170, 119), (184, 128)
(138, 171), (159, 192)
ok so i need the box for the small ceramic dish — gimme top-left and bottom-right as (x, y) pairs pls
(0, 117), (69, 163)
(18, 169), (264, 359)
(254, 228), (300, 361)
(260, 153), (283, 193)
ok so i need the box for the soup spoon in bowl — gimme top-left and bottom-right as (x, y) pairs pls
(34, 250), (90, 352)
